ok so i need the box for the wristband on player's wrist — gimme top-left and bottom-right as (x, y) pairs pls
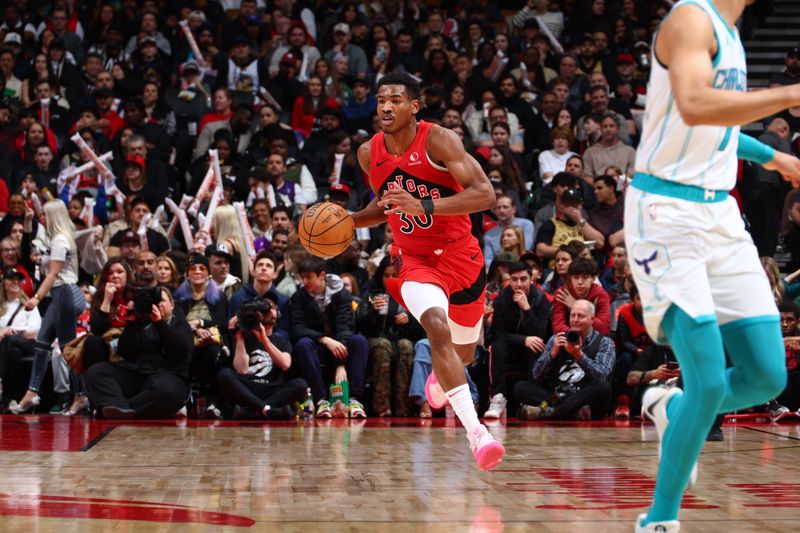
(421, 198), (435, 216)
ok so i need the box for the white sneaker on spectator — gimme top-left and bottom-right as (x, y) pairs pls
(635, 514), (680, 532)
(641, 386), (697, 488)
(768, 403), (790, 423)
(484, 393), (507, 419)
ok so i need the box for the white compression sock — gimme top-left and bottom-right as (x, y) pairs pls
(447, 384), (481, 434)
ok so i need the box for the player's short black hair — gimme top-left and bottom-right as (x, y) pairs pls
(376, 72), (421, 101)
(568, 257), (598, 277)
(298, 256), (327, 275)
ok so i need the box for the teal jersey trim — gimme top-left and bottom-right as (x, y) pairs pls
(719, 315), (780, 333)
(631, 173), (729, 203)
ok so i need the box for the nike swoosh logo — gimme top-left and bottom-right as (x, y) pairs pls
(643, 392), (665, 421)
(376, 160), (389, 167)
(470, 251), (479, 261)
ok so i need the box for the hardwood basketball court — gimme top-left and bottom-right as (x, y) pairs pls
(0, 415), (798, 531)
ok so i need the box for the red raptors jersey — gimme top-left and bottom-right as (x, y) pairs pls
(369, 121), (473, 254)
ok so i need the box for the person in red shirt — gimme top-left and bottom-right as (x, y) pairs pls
(351, 72), (505, 470)
(552, 256), (611, 336)
(291, 75), (338, 138)
(198, 87), (233, 134)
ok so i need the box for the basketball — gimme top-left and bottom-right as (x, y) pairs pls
(297, 202), (355, 258)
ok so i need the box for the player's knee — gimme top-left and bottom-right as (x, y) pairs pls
(421, 311), (452, 350)
(757, 365), (787, 400)
(698, 372), (727, 401)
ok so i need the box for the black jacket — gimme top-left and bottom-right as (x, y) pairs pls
(116, 306), (193, 379)
(290, 284), (355, 345)
(489, 285), (552, 348)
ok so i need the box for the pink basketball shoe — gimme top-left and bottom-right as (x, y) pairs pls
(425, 372), (448, 410)
(469, 424), (506, 471)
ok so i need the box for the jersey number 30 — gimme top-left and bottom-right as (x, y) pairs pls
(398, 213), (433, 234)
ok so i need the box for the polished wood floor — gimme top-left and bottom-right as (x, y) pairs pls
(0, 415), (799, 532)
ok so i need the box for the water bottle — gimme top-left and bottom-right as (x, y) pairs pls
(302, 388), (314, 419)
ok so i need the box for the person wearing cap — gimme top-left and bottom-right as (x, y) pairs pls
(0, 265), (43, 408)
(92, 87), (125, 140)
(206, 243), (243, 300)
(174, 253), (229, 414)
(117, 154), (159, 213)
(769, 47), (800, 87)
(130, 35), (170, 87)
(534, 178), (604, 262)
(612, 52), (647, 108)
(324, 22), (368, 79)
(117, 230), (142, 265)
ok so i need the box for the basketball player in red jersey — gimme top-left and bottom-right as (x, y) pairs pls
(351, 73), (505, 470)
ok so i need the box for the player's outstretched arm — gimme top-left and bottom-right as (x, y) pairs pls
(379, 126), (495, 217)
(663, 5), (800, 127)
(351, 141), (388, 228)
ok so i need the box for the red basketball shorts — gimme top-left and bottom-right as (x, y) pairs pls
(385, 235), (486, 328)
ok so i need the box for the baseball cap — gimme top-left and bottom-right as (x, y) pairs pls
(333, 22), (350, 34)
(788, 47), (800, 58)
(329, 183), (351, 197)
(579, 33), (595, 45)
(522, 18), (539, 29)
(2, 33), (22, 46)
(495, 251), (519, 264)
(281, 52), (299, 66)
(181, 60), (200, 75)
(205, 243), (234, 262)
(230, 35), (249, 47)
(617, 53), (635, 64)
(186, 252), (209, 270)
(245, 15), (260, 26)
(561, 188), (583, 205)
(94, 87), (114, 99)
(139, 35), (158, 47)
(121, 230), (140, 244)
(125, 154), (145, 169)
(1, 267), (25, 280)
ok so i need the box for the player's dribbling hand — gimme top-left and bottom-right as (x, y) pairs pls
(764, 151), (800, 188)
(378, 189), (424, 216)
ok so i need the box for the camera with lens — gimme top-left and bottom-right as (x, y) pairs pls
(131, 286), (163, 321)
(565, 330), (581, 345)
(236, 299), (273, 331)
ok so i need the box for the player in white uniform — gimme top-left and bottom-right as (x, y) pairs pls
(626, 1), (800, 532)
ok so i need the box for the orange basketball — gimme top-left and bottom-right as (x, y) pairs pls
(297, 202), (355, 258)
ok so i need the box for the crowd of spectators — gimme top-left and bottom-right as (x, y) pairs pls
(0, 0), (798, 422)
